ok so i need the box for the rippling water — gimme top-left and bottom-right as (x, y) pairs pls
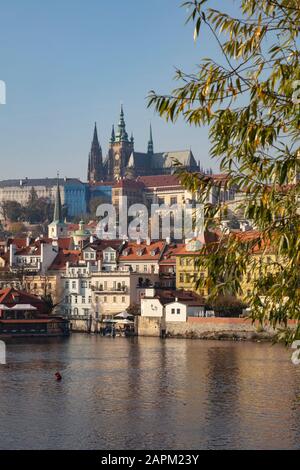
(0, 335), (300, 450)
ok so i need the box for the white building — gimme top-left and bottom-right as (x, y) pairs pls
(141, 288), (205, 323)
(0, 177), (87, 220)
(9, 239), (59, 274)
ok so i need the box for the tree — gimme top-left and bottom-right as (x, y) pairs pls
(1, 201), (24, 222)
(149, 1), (300, 343)
(126, 304), (141, 316)
(26, 189), (54, 224)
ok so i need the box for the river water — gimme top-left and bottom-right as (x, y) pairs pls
(0, 335), (300, 450)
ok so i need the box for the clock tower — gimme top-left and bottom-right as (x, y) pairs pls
(107, 105), (134, 180)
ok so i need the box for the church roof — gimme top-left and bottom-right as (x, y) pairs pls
(151, 150), (197, 169)
(127, 152), (151, 170)
(127, 150), (197, 172)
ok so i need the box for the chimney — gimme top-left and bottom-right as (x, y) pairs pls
(90, 235), (94, 243)
(146, 237), (151, 246)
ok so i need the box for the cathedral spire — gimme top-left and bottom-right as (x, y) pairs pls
(110, 124), (115, 144)
(92, 122), (98, 145)
(87, 122), (103, 183)
(53, 173), (63, 223)
(147, 124), (154, 155)
(116, 104), (128, 142)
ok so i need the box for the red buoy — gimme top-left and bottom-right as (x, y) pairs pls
(55, 372), (62, 381)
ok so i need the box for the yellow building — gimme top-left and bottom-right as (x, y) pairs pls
(175, 231), (277, 301)
(175, 239), (208, 297)
(24, 274), (62, 305)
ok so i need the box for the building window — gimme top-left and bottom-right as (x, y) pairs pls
(72, 281), (76, 289)
(113, 297), (117, 303)
(180, 273), (184, 283)
(171, 197), (177, 205)
(177, 309), (180, 314)
(171, 308), (175, 314)
(122, 297), (125, 303)
(82, 297), (86, 304)
(104, 296), (107, 303)
(74, 296), (78, 304)
(144, 265), (147, 272)
(65, 281), (69, 289)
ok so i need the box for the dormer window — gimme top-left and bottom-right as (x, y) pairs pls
(151, 249), (158, 256)
(137, 249), (144, 256)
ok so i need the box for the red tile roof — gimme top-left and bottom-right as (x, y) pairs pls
(48, 250), (81, 271)
(159, 243), (185, 265)
(119, 240), (166, 261)
(137, 174), (181, 188)
(0, 287), (47, 313)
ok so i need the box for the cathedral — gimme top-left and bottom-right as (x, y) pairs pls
(87, 106), (199, 183)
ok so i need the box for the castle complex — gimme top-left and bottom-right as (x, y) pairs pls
(87, 105), (200, 182)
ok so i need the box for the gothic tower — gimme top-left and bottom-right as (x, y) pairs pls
(107, 105), (134, 180)
(87, 123), (103, 183)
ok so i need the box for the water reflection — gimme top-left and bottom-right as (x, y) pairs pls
(0, 336), (300, 449)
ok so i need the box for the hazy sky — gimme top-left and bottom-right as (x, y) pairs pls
(0, 0), (232, 180)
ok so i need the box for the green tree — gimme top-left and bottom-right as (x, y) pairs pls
(149, 0), (300, 343)
(1, 201), (25, 222)
(26, 189), (54, 224)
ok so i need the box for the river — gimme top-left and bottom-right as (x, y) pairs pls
(0, 335), (300, 450)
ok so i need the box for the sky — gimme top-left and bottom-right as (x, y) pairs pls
(0, 0), (232, 180)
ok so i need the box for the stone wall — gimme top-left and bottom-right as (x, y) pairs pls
(69, 317), (100, 334)
(136, 316), (165, 337)
(166, 317), (277, 341)
(136, 316), (296, 341)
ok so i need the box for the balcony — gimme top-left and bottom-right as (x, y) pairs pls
(91, 286), (128, 294)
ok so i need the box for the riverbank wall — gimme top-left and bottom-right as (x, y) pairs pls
(69, 317), (99, 334)
(136, 316), (293, 341)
